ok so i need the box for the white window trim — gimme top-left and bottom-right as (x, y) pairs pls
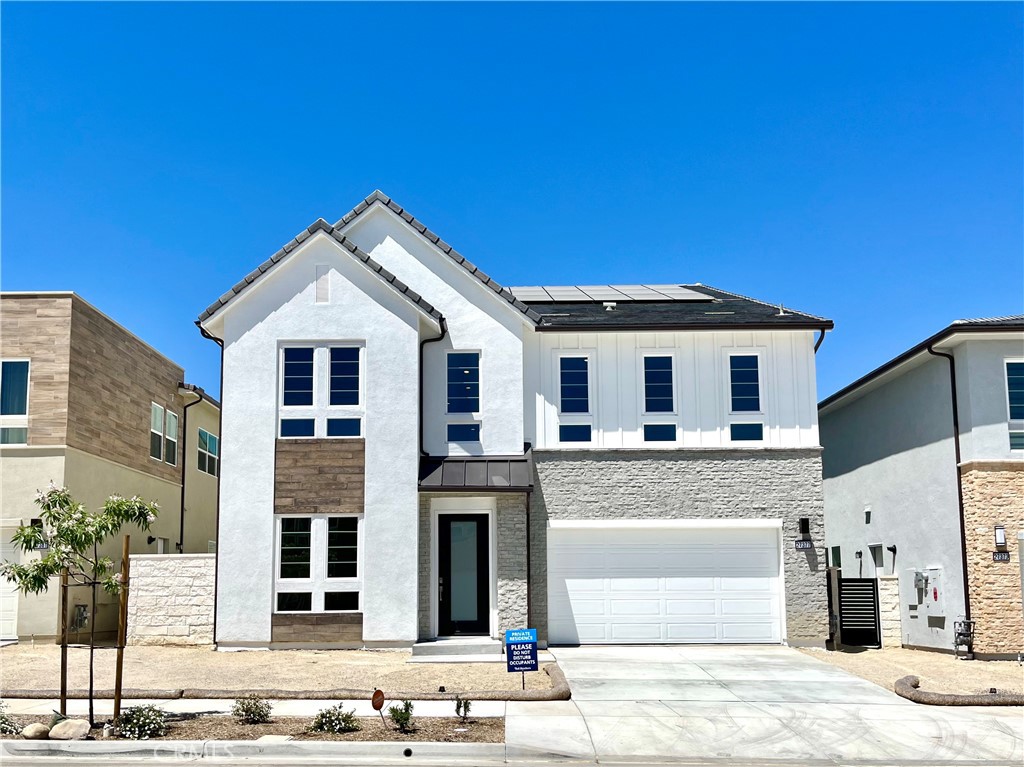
(164, 410), (179, 467)
(1005, 358), (1024, 450)
(0, 359), (30, 443)
(149, 402), (164, 462)
(446, 349), (482, 419)
(274, 514), (364, 613)
(725, 349), (766, 417)
(278, 343), (365, 439)
(639, 352), (678, 417)
(198, 428), (218, 476)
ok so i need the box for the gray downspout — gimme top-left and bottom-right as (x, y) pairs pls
(525, 488), (532, 631)
(926, 344), (971, 622)
(177, 390), (208, 553)
(418, 318), (448, 457)
(196, 322), (225, 644)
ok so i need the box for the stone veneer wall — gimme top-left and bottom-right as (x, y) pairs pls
(530, 449), (828, 646)
(961, 463), (1024, 656)
(418, 492), (528, 639)
(127, 554), (214, 645)
(878, 575), (902, 648)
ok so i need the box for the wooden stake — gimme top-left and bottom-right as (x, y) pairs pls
(59, 569), (68, 717)
(113, 535), (130, 721)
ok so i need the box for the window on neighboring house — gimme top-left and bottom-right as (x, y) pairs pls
(1007, 361), (1024, 450)
(198, 428), (219, 476)
(447, 352), (480, 414)
(279, 345), (363, 438)
(164, 411), (178, 466)
(729, 354), (761, 412)
(830, 546), (842, 569)
(559, 357), (589, 413)
(0, 359), (29, 445)
(643, 356), (674, 413)
(276, 515), (361, 613)
(150, 403), (164, 460)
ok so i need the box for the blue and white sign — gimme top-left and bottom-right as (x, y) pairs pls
(506, 627), (539, 674)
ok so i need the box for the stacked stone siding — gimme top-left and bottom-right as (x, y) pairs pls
(127, 554), (214, 645)
(877, 575), (901, 648)
(530, 449), (828, 646)
(961, 463), (1024, 656)
(274, 439), (365, 514)
(417, 492), (529, 639)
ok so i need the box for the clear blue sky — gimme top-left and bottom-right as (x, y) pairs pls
(3, 2), (1021, 400)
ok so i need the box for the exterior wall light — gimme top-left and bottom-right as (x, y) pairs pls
(798, 517), (811, 540)
(995, 525), (1007, 548)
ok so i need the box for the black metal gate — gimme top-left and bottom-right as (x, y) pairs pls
(836, 577), (881, 648)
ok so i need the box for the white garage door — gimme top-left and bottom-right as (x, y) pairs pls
(0, 538), (20, 640)
(548, 525), (782, 644)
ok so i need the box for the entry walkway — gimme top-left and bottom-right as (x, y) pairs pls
(504, 645), (1024, 763)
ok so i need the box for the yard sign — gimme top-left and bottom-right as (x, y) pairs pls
(506, 627), (538, 689)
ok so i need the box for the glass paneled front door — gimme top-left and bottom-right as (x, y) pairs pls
(438, 514), (490, 635)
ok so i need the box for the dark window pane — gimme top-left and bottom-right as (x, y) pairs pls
(276, 592), (311, 611)
(447, 423), (481, 441)
(1010, 432), (1024, 450)
(0, 361), (29, 416)
(560, 358), (589, 414)
(328, 517), (357, 533)
(560, 357), (588, 371)
(330, 348), (360, 406)
(730, 355), (758, 370)
(280, 419), (315, 437)
(447, 353), (480, 413)
(0, 428), (28, 444)
(283, 348), (314, 406)
(326, 418), (361, 437)
(730, 423), (764, 441)
(324, 591), (359, 611)
(164, 438), (177, 466)
(150, 431), (162, 460)
(643, 424), (676, 442)
(1008, 363), (1024, 420)
(559, 424), (592, 443)
(327, 562), (358, 578)
(327, 516), (358, 579)
(448, 352), (480, 369)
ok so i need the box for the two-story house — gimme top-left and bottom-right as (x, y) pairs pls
(198, 192), (833, 649)
(0, 292), (220, 641)
(820, 317), (1024, 658)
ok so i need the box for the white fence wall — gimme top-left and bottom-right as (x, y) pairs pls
(127, 554), (215, 646)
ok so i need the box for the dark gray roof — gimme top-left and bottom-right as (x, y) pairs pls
(419, 447), (534, 492)
(819, 316), (1024, 411)
(333, 191), (542, 323)
(197, 219), (444, 325)
(527, 284), (833, 332)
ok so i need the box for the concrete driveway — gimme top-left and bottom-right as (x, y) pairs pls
(506, 645), (1024, 764)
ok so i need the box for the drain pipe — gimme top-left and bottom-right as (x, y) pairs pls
(196, 322), (225, 644)
(814, 328), (827, 354)
(419, 318), (448, 457)
(525, 488), (532, 630)
(926, 344), (971, 622)
(176, 385), (212, 553)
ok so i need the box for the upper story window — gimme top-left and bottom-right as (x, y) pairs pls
(0, 359), (29, 445)
(1007, 360), (1024, 450)
(559, 356), (590, 414)
(447, 352), (480, 414)
(279, 344), (363, 439)
(729, 354), (761, 413)
(643, 355), (674, 413)
(198, 428), (219, 476)
(149, 404), (178, 465)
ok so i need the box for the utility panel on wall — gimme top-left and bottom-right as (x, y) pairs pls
(922, 568), (945, 617)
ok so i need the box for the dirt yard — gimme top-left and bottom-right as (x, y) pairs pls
(801, 646), (1024, 695)
(0, 644), (553, 695)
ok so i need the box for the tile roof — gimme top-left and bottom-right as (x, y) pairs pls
(526, 284), (833, 332)
(197, 219), (443, 326)
(334, 191), (542, 323)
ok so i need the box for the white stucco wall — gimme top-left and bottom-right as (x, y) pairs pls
(342, 208), (527, 457)
(526, 329), (820, 449)
(128, 554), (215, 645)
(207, 232), (424, 645)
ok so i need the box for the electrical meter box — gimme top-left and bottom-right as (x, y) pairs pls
(922, 568), (944, 616)
(913, 571), (928, 589)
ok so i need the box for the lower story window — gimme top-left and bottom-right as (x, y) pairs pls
(276, 515), (361, 612)
(0, 427), (27, 444)
(1011, 431), (1024, 451)
(730, 423), (764, 442)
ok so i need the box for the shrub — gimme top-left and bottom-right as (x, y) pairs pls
(388, 700), (414, 733)
(311, 703), (360, 734)
(454, 696), (471, 721)
(231, 695), (272, 725)
(0, 701), (20, 736)
(117, 705), (167, 740)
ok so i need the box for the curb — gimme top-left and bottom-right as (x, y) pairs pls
(2, 663), (571, 702)
(1, 739), (507, 763)
(894, 675), (1024, 706)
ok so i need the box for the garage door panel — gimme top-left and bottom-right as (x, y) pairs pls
(547, 526), (783, 645)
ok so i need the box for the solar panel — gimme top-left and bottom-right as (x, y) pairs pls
(508, 284), (713, 302)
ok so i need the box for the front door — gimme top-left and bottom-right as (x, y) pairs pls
(438, 514), (490, 635)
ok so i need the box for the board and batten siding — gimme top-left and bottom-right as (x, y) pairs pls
(525, 329), (820, 449)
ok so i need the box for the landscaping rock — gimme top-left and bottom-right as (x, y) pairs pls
(21, 723), (50, 739)
(48, 718), (91, 740)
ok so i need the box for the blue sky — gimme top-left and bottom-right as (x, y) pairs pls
(3, 2), (1021, 399)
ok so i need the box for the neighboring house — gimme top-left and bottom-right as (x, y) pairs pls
(819, 317), (1024, 658)
(0, 292), (220, 641)
(198, 191), (833, 650)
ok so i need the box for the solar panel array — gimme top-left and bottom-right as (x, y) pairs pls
(508, 285), (712, 302)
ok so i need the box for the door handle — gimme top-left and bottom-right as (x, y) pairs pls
(439, 576), (444, 602)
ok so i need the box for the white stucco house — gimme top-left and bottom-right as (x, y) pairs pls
(197, 191), (834, 650)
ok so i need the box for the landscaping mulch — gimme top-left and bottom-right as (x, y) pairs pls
(2, 714), (504, 743)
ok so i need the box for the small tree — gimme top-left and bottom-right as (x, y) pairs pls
(0, 483), (159, 726)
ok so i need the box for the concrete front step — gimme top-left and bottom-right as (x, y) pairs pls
(411, 638), (504, 657)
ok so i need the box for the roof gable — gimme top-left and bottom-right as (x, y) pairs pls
(197, 219), (443, 327)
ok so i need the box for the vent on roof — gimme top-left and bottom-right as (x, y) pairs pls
(315, 265), (330, 304)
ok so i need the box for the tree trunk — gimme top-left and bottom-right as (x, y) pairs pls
(89, 542), (97, 727)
